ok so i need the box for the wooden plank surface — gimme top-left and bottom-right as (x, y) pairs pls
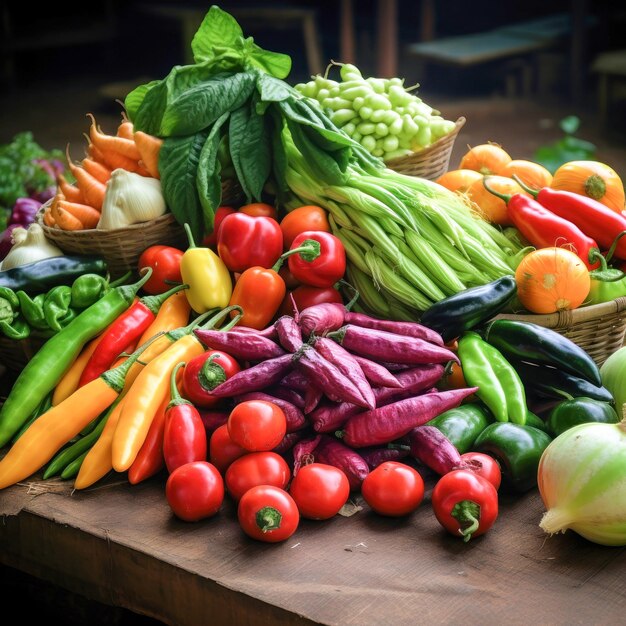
(1, 471), (624, 626)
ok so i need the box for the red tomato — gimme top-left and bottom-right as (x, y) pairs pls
(289, 463), (350, 520)
(163, 401), (208, 474)
(225, 451), (291, 501)
(239, 202), (278, 220)
(460, 452), (502, 490)
(361, 461), (425, 517)
(279, 205), (331, 249)
(227, 400), (287, 452)
(165, 461), (224, 522)
(202, 206), (236, 248)
(209, 424), (248, 475)
(137, 245), (184, 295)
(181, 350), (241, 409)
(287, 231), (346, 288)
(279, 285), (343, 317)
(238, 485), (299, 542)
(431, 469), (499, 542)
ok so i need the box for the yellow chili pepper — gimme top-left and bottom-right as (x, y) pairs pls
(180, 223), (233, 314)
(136, 290), (191, 346)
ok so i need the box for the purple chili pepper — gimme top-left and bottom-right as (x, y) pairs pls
(279, 370), (309, 392)
(234, 391), (307, 433)
(208, 354), (293, 397)
(314, 435), (369, 490)
(229, 324), (278, 339)
(292, 435), (322, 475)
(194, 328), (285, 360)
(298, 302), (346, 337)
(273, 431), (305, 456)
(293, 344), (370, 408)
(329, 325), (458, 365)
(406, 425), (463, 476)
(360, 445), (411, 470)
(268, 385), (306, 409)
(350, 354), (402, 388)
(312, 336), (376, 410)
(343, 311), (444, 346)
(304, 384), (324, 414)
(275, 315), (304, 352)
(197, 409), (230, 436)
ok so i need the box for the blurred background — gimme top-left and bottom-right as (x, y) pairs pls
(1, 0), (626, 177)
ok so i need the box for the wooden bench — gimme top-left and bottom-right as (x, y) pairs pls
(591, 49), (626, 129)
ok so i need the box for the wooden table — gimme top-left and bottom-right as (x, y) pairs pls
(1, 471), (624, 626)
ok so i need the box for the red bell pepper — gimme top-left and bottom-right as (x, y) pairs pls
(78, 282), (189, 387)
(163, 362), (208, 474)
(181, 350), (241, 409)
(483, 178), (601, 270)
(217, 213), (283, 272)
(287, 231), (346, 288)
(202, 205), (236, 248)
(515, 177), (626, 261)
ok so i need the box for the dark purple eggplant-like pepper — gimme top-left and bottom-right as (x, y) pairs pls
(304, 384), (324, 414)
(314, 435), (369, 490)
(9, 197), (42, 227)
(268, 385), (306, 409)
(273, 431), (305, 456)
(194, 328), (285, 360)
(359, 445), (411, 470)
(298, 302), (346, 337)
(329, 325), (458, 365)
(405, 425), (463, 476)
(229, 324), (278, 339)
(275, 315), (304, 352)
(343, 311), (444, 346)
(292, 435), (322, 475)
(293, 344), (370, 408)
(208, 354), (293, 397)
(197, 409), (230, 436)
(350, 355), (401, 388)
(234, 391), (307, 433)
(279, 370), (309, 392)
(312, 336), (375, 410)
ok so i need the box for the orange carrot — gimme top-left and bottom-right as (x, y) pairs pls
(43, 206), (56, 227)
(117, 120), (135, 140)
(56, 173), (84, 204)
(133, 131), (162, 179)
(82, 157), (111, 184)
(87, 113), (141, 161)
(65, 145), (107, 211)
(58, 200), (100, 229)
(52, 199), (84, 231)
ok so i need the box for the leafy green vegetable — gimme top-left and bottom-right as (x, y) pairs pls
(533, 116), (596, 174)
(238, 95), (272, 201)
(191, 5), (244, 63)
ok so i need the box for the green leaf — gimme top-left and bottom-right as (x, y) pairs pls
(229, 104), (252, 201)
(124, 80), (160, 122)
(159, 131), (209, 243)
(560, 115), (580, 135)
(191, 5), (244, 63)
(239, 97), (272, 201)
(269, 107), (289, 204)
(256, 72), (293, 102)
(196, 113), (230, 234)
(160, 72), (256, 137)
(247, 43), (292, 79)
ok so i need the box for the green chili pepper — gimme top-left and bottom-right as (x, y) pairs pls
(44, 412), (108, 479)
(0, 315), (30, 340)
(427, 404), (492, 454)
(472, 422), (553, 492)
(60, 450), (89, 480)
(16, 290), (49, 331)
(11, 391), (53, 444)
(457, 331), (528, 425)
(70, 274), (110, 310)
(0, 268), (154, 448)
(43, 285), (73, 332)
(546, 397), (618, 437)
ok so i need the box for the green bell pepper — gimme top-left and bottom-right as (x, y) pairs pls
(70, 273), (110, 310)
(586, 252), (626, 306)
(0, 315), (30, 340)
(0, 287), (19, 325)
(16, 290), (49, 331)
(472, 422), (553, 492)
(427, 404), (492, 454)
(43, 285), (74, 332)
(524, 410), (550, 433)
(546, 397), (619, 437)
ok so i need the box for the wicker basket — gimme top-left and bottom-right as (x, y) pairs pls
(0, 334), (48, 372)
(384, 117), (466, 181)
(494, 297), (626, 367)
(38, 178), (244, 279)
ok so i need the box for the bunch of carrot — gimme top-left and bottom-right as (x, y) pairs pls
(43, 113), (163, 231)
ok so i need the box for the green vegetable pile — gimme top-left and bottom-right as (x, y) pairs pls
(295, 62), (456, 160)
(127, 5), (525, 320)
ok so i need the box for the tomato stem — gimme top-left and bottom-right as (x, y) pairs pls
(451, 500), (481, 542)
(256, 506), (283, 532)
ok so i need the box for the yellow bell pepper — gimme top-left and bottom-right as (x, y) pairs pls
(180, 223), (233, 313)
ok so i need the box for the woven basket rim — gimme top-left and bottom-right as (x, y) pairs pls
(384, 116), (466, 168)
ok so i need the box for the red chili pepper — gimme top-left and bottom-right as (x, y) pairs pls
(202, 206), (236, 248)
(484, 177), (601, 270)
(163, 362), (208, 474)
(217, 213), (283, 272)
(181, 350), (241, 409)
(287, 231), (346, 288)
(78, 282), (189, 387)
(515, 176), (626, 261)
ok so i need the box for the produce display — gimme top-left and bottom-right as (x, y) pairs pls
(1, 4), (626, 556)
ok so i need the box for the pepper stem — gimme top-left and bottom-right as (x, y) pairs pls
(512, 174), (540, 197)
(196, 305), (244, 331)
(184, 223), (197, 249)
(167, 361), (190, 409)
(272, 239), (321, 272)
(482, 176), (511, 204)
(115, 267), (153, 307)
(337, 279), (359, 311)
(451, 500), (481, 542)
(604, 230), (626, 263)
(140, 282), (189, 316)
(198, 355), (227, 391)
(256, 505), (283, 532)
